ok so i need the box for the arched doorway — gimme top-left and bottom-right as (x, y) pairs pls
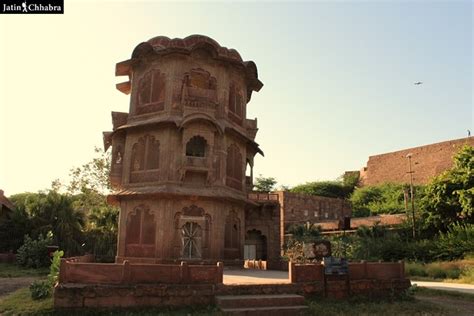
(244, 229), (267, 260)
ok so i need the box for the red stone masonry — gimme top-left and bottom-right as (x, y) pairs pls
(360, 137), (474, 186)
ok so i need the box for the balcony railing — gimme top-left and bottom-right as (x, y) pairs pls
(185, 156), (208, 168)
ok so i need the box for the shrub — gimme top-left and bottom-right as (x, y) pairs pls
(16, 232), (53, 269)
(350, 183), (425, 216)
(425, 265), (447, 279)
(29, 250), (63, 300)
(29, 280), (51, 300)
(435, 223), (474, 261)
(405, 262), (428, 277)
(48, 250), (64, 286)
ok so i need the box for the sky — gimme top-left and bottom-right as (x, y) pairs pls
(0, 0), (472, 195)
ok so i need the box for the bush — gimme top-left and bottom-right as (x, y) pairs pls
(17, 233), (53, 269)
(350, 183), (425, 216)
(405, 262), (428, 277)
(425, 265), (447, 279)
(435, 223), (474, 261)
(29, 250), (63, 300)
(29, 280), (51, 300)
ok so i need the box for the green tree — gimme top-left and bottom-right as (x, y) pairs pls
(420, 145), (474, 234)
(350, 183), (425, 217)
(290, 181), (350, 199)
(253, 175), (277, 192)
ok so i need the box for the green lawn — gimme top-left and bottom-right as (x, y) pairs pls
(1, 286), (473, 315)
(406, 258), (474, 284)
(0, 263), (49, 278)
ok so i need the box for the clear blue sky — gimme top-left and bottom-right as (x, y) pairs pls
(0, 0), (472, 194)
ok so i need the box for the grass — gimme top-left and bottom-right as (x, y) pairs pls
(0, 263), (49, 278)
(1, 285), (473, 315)
(413, 286), (474, 300)
(305, 296), (444, 316)
(0, 287), (54, 315)
(405, 258), (474, 284)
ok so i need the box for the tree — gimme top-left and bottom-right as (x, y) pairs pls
(68, 147), (112, 195)
(350, 183), (425, 217)
(9, 191), (85, 256)
(253, 175), (277, 192)
(420, 145), (474, 234)
(290, 181), (350, 199)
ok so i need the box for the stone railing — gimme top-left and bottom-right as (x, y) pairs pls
(185, 156), (208, 168)
(59, 260), (223, 285)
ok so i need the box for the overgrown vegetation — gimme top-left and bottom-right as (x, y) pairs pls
(17, 233), (53, 269)
(350, 183), (426, 217)
(2, 148), (118, 261)
(29, 250), (64, 300)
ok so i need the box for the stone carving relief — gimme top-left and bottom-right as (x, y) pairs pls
(125, 205), (156, 257)
(136, 69), (166, 115)
(130, 135), (160, 183)
(175, 68), (217, 108)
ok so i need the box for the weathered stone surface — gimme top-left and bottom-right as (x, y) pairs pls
(359, 137), (474, 186)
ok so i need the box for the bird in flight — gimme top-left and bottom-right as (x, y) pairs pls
(414, 82), (423, 85)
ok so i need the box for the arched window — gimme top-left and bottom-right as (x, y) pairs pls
(181, 222), (202, 259)
(125, 205), (156, 258)
(228, 82), (244, 125)
(186, 136), (207, 157)
(130, 135), (160, 183)
(224, 211), (240, 259)
(226, 144), (243, 190)
(136, 69), (165, 115)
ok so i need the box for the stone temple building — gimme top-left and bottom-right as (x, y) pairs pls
(104, 35), (350, 267)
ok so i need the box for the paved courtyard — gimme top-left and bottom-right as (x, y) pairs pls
(223, 269), (289, 285)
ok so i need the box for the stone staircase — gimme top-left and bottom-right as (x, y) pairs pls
(215, 293), (308, 315)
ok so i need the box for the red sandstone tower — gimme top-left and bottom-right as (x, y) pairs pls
(103, 35), (263, 263)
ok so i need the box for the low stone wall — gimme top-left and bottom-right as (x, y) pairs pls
(55, 261), (410, 308)
(289, 261), (410, 299)
(0, 252), (16, 263)
(289, 261), (405, 282)
(55, 283), (217, 308)
(59, 260), (223, 285)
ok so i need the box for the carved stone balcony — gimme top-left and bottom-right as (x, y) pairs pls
(245, 118), (258, 140)
(185, 156), (209, 169)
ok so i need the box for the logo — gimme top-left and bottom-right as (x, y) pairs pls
(1, 0), (64, 14)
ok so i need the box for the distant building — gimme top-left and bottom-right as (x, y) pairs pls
(354, 137), (474, 186)
(0, 190), (14, 221)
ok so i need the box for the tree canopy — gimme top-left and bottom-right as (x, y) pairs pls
(420, 145), (474, 234)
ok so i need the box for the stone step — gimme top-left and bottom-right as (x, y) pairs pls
(216, 294), (305, 309)
(220, 305), (308, 316)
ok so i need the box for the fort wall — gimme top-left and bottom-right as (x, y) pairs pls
(360, 137), (474, 186)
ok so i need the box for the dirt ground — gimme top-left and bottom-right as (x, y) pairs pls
(0, 277), (39, 300)
(416, 294), (474, 316)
